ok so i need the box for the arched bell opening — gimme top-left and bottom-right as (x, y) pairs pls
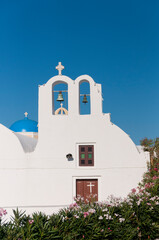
(52, 82), (68, 115)
(79, 81), (90, 115)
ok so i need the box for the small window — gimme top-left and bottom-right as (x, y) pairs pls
(79, 145), (94, 166)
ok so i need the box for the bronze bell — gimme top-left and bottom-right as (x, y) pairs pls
(57, 91), (64, 102)
(82, 94), (88, 104)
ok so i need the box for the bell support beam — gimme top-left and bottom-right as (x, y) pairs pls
(53, 90), (68, 92)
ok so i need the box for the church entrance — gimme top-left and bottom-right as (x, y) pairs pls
(76, 179), (98, 202)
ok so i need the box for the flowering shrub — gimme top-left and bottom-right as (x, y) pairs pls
(0, 139), (158, 239)
(0, 176), (158, 240)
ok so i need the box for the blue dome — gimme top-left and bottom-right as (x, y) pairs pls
(10, 113), (38, 133)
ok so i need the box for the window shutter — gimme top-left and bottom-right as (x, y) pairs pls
(87, 145), (94, 166)
(79, 146), (86, 166)
(79, 145), (94, 166)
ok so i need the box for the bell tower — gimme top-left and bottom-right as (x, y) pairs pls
(38, 63), (105, 139)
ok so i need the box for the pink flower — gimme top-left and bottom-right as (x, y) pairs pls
(88, 208), (96, 214)
(131, 188), (136, 193)
(139, 188), (143, 193)
(147, 203), (151, 206)
(145, 183), (151, 189)
(152, 176), (158, 180)
(83, 235), (85, 238)
(29, 219), (34, 224)
(154, 168), (158, 171)
(0, 208), (7, 217)
(69, 202), (78, 209)
(108, 227), (112, 231)
(83, 212), (89, 218)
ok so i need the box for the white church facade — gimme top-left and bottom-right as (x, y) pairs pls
(0, 63), (149, 216)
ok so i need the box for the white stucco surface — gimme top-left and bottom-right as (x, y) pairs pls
(15, 133), (38, 153)
(0, 71), (149, 216)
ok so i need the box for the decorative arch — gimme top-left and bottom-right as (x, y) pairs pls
(55, 105), (68, 115)
(52, 81), (68, 115)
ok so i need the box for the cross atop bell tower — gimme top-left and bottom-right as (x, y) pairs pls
(56, 62), (64, 75)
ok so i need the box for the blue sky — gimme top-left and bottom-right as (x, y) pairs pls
(0, 0), (158, 144)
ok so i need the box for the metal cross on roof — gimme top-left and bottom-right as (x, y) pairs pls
(56, 62), (64, 75)
(24, 112), (28, 118)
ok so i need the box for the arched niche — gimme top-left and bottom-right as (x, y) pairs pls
(52, 81), (68, 115)
(79, 80), (90, 115)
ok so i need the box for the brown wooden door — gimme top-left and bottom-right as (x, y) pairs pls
(76, 179), (98, 202)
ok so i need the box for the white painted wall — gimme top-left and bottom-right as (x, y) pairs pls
(0, 73), (148, 217)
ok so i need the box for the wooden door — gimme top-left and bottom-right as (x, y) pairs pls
(76, 179), (98, 202)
